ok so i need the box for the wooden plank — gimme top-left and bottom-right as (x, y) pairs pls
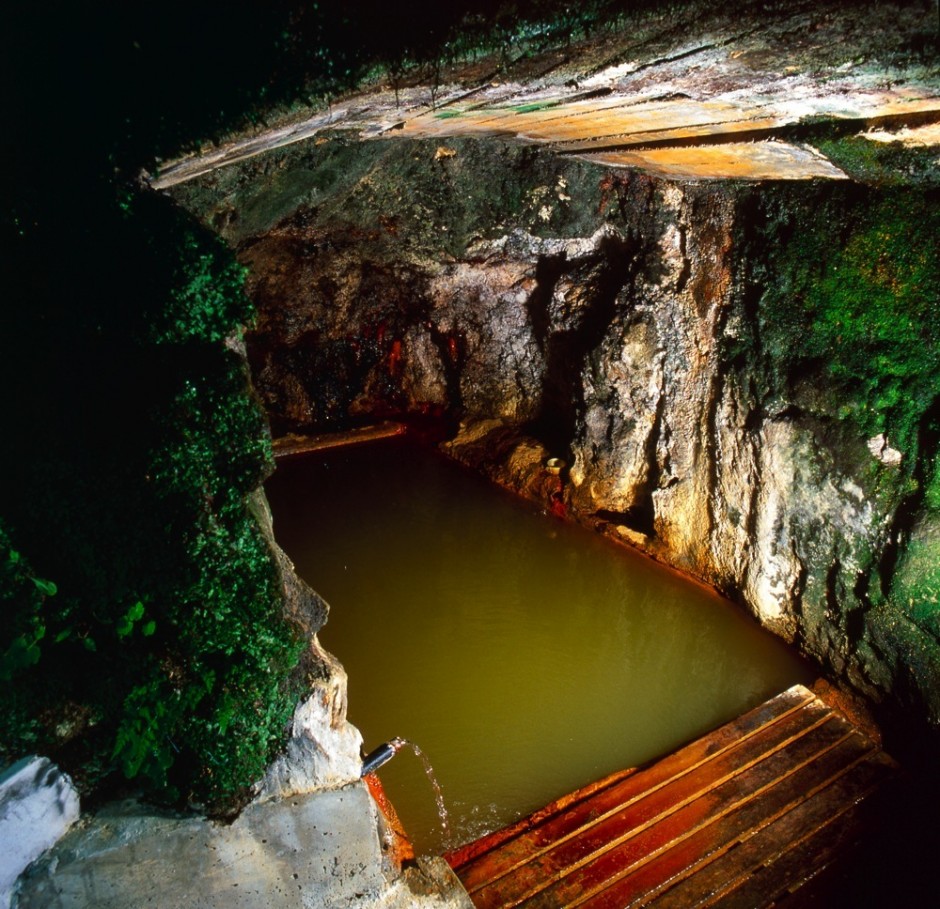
(547, 116), (782, 150)
(400, 96), (673, 136)
(577, 143), (848, 182)
(485, 720), (860, 909)
(571, 737), (893, 908)
(446, 767), (640, 873)
(460, 689), (826, 892)
(449, 686), (897, 909)
(649, 753), (896, 908)
(516, 106), (765, 144)
(431, 96), (640, 129)
(455, 687), (817, 896)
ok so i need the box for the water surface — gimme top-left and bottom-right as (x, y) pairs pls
(265, 437), (813, 854)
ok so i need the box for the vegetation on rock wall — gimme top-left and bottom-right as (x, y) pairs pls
(5, 0), (685, 809)
(817, 137), (940, 189)
(893, 516), (940, 639)
(798, 192), (937, 458)
(753, 186), (939, 464)
(748, 183), (940, 670)
(0, 193), (302, 808)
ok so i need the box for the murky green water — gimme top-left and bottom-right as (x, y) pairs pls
(265, 437), (813, 855)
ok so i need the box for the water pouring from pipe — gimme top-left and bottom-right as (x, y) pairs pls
(360, 737), (450, 842)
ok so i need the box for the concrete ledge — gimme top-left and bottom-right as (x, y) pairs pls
(14, 783), (472, 909)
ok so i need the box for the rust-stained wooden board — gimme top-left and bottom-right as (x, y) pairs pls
(445, 685), (897, 909)
(272, 421), (406, 458)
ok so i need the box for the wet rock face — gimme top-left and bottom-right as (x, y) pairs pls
(221, 138), (609, 436)
(171, 135), (938, 732)
(249, 490), (363, 797)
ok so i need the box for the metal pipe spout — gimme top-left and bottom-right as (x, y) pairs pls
(360, 737), (407, 777)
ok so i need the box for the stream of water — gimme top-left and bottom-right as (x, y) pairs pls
(265, 436), (813, 855)
(401, 740), (450, 841)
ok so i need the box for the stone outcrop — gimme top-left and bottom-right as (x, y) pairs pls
(14, 787), (472, 909)
(151, 1), (938, 191)
(249, 489), (364, 798)
(169, 130), (939, 738)
(0, 757), (79, 909)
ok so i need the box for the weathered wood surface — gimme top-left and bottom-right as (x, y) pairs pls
(272, 421), (406, 458)
(446, 685), (896, 909)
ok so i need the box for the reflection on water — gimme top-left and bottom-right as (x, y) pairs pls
(265, 437), (813, 854)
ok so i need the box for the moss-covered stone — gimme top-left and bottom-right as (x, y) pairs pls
(737, 181), (940, 723)
(0, 191), (305, 809)
(815, 136), (940, 189)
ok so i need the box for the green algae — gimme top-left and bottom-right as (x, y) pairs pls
(740, 181), (940, 718)
(815, 136), (940, 188)
(757, 187), (940, 465)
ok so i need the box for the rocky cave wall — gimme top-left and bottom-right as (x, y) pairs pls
(169, 134), (940, 738)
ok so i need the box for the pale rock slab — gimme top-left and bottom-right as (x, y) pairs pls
(0, 757), (79, 909)
(259, 665), (364, 801)
(15, 784), (473, 909)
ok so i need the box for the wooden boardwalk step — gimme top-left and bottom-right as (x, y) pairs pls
(445, 685), (897, 909)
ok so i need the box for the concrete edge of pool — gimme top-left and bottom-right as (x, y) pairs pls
(12, 780), (473, 909)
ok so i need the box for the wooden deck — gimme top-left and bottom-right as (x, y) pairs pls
(445, 685), (897, 909)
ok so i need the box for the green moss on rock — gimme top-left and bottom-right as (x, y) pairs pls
(0, 191), (303, 809)
(740, 181), (940, 718)
(757, 187), (940, 467)
(815, 136), (940, 188)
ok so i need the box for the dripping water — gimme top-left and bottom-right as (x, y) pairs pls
(400, 739), (450, 841)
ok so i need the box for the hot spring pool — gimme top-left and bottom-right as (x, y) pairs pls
(265, 436), (813, 854)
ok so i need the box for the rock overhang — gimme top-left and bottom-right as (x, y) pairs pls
(150, 0), (939, 190)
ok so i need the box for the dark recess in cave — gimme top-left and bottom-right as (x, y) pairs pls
(528, 233), (638, 458)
